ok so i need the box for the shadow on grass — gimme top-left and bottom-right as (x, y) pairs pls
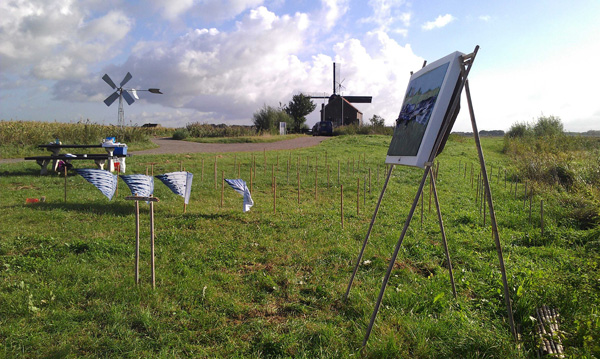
(22, 201), (134, 216)
(0, 168), (46, 177)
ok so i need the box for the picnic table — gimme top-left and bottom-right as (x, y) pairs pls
(25, 143), (129, 175)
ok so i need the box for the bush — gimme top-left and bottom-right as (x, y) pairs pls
(534, 115), (564, 137)
(506, 122), (530, 138)
(172, 128), (189, 140)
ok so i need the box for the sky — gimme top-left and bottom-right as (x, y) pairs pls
(1, 0), (600, 132)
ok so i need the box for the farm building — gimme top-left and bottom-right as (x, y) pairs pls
(319, 94), (364, 127)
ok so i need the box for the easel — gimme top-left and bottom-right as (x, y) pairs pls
(125, 195), (160, 289)
(343, 46), (517, 349)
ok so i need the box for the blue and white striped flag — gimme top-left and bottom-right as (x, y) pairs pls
(75, 169), (117, 200)
(120, 174), (154, 198)
(155, 171), (193, 204)
(225, 179), (254, 212)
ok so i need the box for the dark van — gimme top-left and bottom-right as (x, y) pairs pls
(312, 121), (333, 136)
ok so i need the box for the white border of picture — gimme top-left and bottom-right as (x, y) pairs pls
(386, 51), (464, 168)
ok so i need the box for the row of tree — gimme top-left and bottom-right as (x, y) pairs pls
(253, 94), (316, 133)
(253, 93), (390, 134)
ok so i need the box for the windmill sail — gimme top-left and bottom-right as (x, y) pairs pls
(155, 171), (193, 204)
(120, 174), (154, 197)
(75, 169), (117, 200)
(225, 179), (254, 212)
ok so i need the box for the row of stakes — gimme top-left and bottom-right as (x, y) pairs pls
(458, 159), (546, 237)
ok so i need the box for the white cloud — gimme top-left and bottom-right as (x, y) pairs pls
(479, 15), (491, 22)
(362, 0), (411, 33)
(151, 0), (265, 22)
(318, 0), (349, 30)
(0, 0), (133, 80)
(54, 6), (423, 127)
(422, 14), (455, 30)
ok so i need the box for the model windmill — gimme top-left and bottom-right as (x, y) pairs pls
(308, 63), (372, 127)
(102, 72), (162, 128)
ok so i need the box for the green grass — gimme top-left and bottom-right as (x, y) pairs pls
(1, 135), (598, 358)
(184, 134), (305, 144)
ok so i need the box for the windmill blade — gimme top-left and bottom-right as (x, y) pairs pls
(122, 89), (135, 105)
(104, 91), (120, 106)
(120, 72), (132, 87)
(102, 74), (117, 89)
(130, 89), (139, 100)
(343, 96), (372, 103)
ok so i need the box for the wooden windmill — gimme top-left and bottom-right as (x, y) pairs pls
(309, 63), (372, 127)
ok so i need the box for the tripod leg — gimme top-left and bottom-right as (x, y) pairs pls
(344, 166), (394, 300)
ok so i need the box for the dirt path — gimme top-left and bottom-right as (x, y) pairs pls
(0, 136), (330, 165)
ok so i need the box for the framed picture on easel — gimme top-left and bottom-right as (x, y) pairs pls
(386, 51), (464, 168)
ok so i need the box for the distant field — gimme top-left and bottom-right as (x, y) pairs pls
(184, 134), (305, 144)
(0, 135), (598, 358)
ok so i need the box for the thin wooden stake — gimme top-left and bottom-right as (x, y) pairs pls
(297, 171), (300, 204)
(541, 199), (544, 236)
(64, 166), (67, 202)
(338, 160), (340, 185)
(150, 201), (155, 289)
(529, 195), (533, 225)
(221, 171), (224, 207)
(357, 177), (360, 216)
(315, 164), (318, 200)
(135, 200), (140, 284)
(341, 184), (344, 228)
(214, 156), (217, 190)
(273, 176), (277, 214)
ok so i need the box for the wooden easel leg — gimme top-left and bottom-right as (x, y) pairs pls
(344, 166), (394, 300)
(465, 79), (516, 340)
(429, 167), (457, 298)
(362, 166), (430, 349)
(135, 200), (140, 285)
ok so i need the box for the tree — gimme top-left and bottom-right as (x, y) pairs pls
(284, 94), (316, 133)
(252, 105), (292, 133)
(369, 114), (385, 127)
(533, 115), (564, 137)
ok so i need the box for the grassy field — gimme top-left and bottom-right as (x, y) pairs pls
(1, 135), (598, 358)
(184, 134), (306, 144)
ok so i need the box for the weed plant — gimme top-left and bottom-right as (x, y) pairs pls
(0, 135), (598, 358)
(0, 120), (174, 158)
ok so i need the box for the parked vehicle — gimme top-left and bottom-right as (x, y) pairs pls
(312, 121), (333, 136)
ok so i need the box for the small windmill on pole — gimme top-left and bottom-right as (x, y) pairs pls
(102, 72), (162, 128)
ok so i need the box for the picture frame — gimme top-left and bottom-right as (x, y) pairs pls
(386, 51), (464, 168)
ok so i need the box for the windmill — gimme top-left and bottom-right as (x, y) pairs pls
(308, 63), (372, 127)
(102, 72), (162, 128)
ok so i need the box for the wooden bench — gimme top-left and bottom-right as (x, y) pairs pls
(25, 143), (129, 175)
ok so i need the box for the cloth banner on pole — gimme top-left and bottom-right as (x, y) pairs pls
(75, 169), (117, 200)
(155, 171), (193, 204)
(120, 174), (154, 198)
(225, 179), (254, 212)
